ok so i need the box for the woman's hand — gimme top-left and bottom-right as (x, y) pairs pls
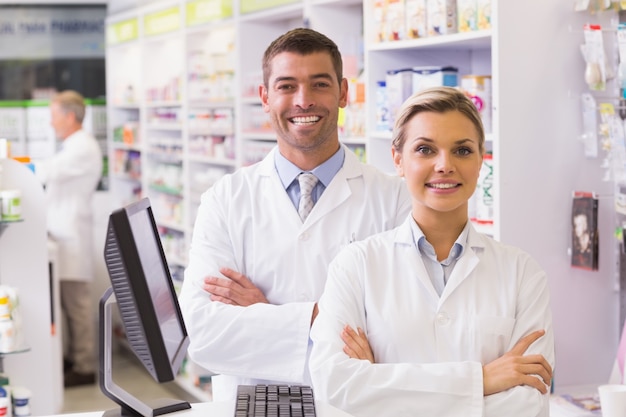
(341, 325), (375, 363)
(483, 330), (553, 396)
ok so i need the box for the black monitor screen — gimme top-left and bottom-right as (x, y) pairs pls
(128, 208), (184, 364)
(100, 197), (190, 417)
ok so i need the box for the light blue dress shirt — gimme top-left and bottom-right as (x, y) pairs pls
(275, 146), (345, 210)
(410, 218), (470, 296)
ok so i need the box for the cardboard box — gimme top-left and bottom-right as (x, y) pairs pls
(427, 0), (457, 36)
(457, 0), (477, 32)
(405, 0), (427, 39)
(386, 0), (405, 41)
(373, 0), (387, 43)
(477, 0), (491, 30)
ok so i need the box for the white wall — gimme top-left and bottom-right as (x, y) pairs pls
(496, 2), (619, 388)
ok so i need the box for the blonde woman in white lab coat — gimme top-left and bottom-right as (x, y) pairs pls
(178, 28), (411, 401)
(309, 86), (555, 417)
(35, 90), (102, 387)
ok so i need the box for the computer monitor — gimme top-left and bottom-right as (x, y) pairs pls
(100, 197), (191, 417)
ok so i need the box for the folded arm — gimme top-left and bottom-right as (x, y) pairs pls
(178, 187), (315, 382)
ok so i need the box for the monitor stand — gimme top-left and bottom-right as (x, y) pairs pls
(99, 288), (191, 417)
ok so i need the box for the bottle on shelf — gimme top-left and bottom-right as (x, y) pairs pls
(0, 290), (15, 353)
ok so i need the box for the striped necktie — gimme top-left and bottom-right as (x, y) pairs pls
(298, 172), (318, 221)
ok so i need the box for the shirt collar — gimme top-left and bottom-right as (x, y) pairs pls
(410, 218), (470, 263)
(274, 145), (345, 189)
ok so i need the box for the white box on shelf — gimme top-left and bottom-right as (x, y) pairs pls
(386, 68), (414, 127)
(412, 66), (459, 92)
(426, 0), (458, 36)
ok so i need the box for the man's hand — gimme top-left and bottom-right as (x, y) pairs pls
(202, 267), (269, 306)
(311, 303), (319, 327)
(483, 330), (552, 396)
(341, 325), (375, 363)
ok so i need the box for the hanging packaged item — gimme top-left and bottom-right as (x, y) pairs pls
(571, 191), (599, 271)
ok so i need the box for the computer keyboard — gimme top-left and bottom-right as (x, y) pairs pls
(234, 384), (317, 417)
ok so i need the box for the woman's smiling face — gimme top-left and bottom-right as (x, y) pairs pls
(393, 109), (483, 219)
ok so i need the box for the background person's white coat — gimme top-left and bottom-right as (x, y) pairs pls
(35, 129), (102, 281)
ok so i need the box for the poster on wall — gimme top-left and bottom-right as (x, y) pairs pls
(571, 191), (599, 271)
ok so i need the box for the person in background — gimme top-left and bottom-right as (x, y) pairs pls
(178, 27), (411, 401)
(309, 86), (555, 417)
(35, 90), (102, 387)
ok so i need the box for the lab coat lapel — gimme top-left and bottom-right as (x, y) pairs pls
(396, 218), (441, 303)
(258, 148), (305, 225)
(439, 225), (485, 305)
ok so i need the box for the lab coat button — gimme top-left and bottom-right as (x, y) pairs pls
(299, 232), (309, 241)
(436, 312), (450, 326)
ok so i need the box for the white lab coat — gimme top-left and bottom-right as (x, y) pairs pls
(178, 145), (411, 401)
(309, 216), (555, 417)
(35, 129), (102, 281)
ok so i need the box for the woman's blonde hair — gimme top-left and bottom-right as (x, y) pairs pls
(391, 86), (485, 154)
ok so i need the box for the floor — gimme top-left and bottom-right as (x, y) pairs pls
(62, 350), (198, 415)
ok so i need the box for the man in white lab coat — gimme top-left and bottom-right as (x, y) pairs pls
(35, 90), (102, 387)
(178, 28), (411, 401)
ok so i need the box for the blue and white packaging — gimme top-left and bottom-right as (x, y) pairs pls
(412, 66), (459, 92)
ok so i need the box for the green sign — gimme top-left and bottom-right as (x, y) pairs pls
(0, 101), (28, 108)
(144, 6), (181, 36)
(240, 0), (300, 14)
(106, 18), (138, 45)
(186, 0), (233, 26)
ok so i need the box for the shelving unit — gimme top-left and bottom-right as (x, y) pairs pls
(0, 158), (63, 415)
(362, 9), (494, 233)
(105, 0), (616, 393)
(0, 219), (22, 238)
